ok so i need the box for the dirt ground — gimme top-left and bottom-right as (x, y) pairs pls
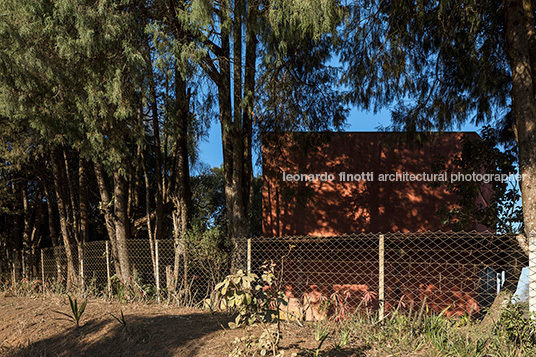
(0, 292), (367, 356)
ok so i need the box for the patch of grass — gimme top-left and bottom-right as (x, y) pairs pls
(317, 302), (536, 357)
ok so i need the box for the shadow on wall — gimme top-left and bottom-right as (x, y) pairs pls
(262, 132), (488, 236)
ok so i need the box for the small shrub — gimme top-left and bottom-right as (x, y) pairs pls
(497, 302), (536, 346)
(214, 262), (286, 328)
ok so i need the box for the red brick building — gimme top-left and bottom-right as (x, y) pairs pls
(262, 132), (490, 236)
(259, 132), (516, 319)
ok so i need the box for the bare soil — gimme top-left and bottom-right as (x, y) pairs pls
(0, 292), (368, 356)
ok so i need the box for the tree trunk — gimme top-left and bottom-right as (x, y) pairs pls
(10, 182), (22, 280)
(172, 66), (193, 292)
(480, 0), (536, 330)
(231, 0), (248, 240)
(63, 149), (83, 282)
(506, 0), (536, 237)
(51, 148), (77, 289)
(171, 199), (182, 294)
(244, 0), (257, 231)
(142, 151), (158, 287)
(113, 171), (131, 285)
(78, 157), (89, 282)
(93, 161), (122, 279)
(21, 184), (31, 279)
(151, 58), (164, 244)
(219, 8), (239, 240)
(218, 0), (256, 271)
(166, 0), (194, 293)
(28, 195), (43, 279)
(44, 180), (63, 280)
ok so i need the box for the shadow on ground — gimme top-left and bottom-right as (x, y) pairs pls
(5, 312), (232, 357)
(296, 346), (368, 357)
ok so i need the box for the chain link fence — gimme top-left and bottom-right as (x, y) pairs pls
(2, 231), (532, 320)
(3, 238), (233, 304)
(249, 231), (529, 320)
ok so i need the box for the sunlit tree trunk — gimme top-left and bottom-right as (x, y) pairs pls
(482, 0), (536, 329)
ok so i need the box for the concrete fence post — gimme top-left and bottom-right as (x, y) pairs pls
(155, 240), (160, 303)
(79, 243), (85, 287)
(41, 250), (45, 284)
(247, 238), (252, 274)
(105, 241), (111, 296)
(379, 234), (385, 322)
(11, 250), (16, 288)
(529, 232), (536, 317)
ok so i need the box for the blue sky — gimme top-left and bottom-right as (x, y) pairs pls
(197, 106), (483, 175)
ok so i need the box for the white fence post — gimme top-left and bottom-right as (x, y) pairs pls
(105, 241), (111, 296)
(529, 232), (536, 317)
(379, 234), (385, 322)
(247, 238), (252, 274)
(79, 243), (85, 288)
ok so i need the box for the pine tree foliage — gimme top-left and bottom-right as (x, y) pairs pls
(341, 0), (536, 237)
(341, 0), (511, 131)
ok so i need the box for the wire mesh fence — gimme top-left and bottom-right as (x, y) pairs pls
(32, 238), (233, 303)
(1, 231), (532, 320)
(249, 231), (529, 320)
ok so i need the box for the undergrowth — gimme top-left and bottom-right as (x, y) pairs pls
(3, 275), (536, 356)
(300, 302), (536, 356)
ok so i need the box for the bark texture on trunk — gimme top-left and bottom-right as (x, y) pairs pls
(166, 0), (194, 294)
(21, 185), (42, 279)
(51, 148), (77, 288)
(113, 171), (131, 285)
(244, 0), (257, 231)
(78, 157), (89, 280)
(219, 4), (250, 241)
(220, 0), (257, 271)
(175, 70), (193, 292)
(44, 180), (63, 280)
(506, 0), (536, 238)
(151, 63), (164, 244)
(480, 0), (536, 331)
(93, 161), (122, 279)
(142, 152), (158, 285)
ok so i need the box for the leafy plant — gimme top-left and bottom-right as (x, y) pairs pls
(257, 323), (281, 356)
(110, 310), (127, 329)
(55, 295), (87, 328)
(213, 262), (286, 328)
(497, 302), (536, 346)
(314, 332), (330, 356)
(314, 320), (331, 342)
(329, 289), (351, 323)
(336, 328), (350, 349)
(310, 321), (331, 356)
